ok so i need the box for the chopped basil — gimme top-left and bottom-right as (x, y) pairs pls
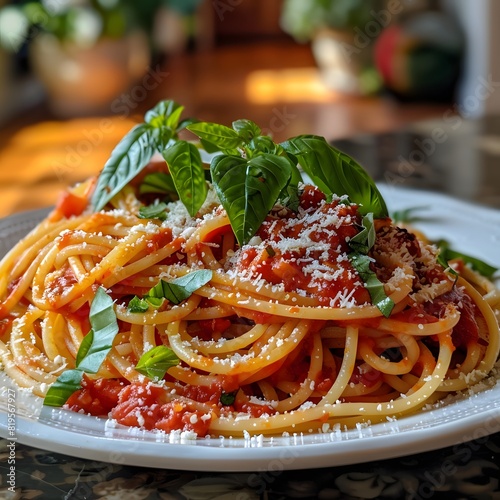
(348, 212), (376, 254)
(348, 214), (394, 317)
(220, 391), (236, 406)
(135, 345), (180, 380)
(44, 286), (119, 406)
(349, 252), (395, 318)
(138, 201), (168, 221)
(128, 269), (213, 312)
(43, 369), (84, 408)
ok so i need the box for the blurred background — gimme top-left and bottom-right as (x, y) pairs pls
(0, 0), (499, 216)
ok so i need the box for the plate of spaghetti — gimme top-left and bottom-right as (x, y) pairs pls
(1, 101), (499, 471)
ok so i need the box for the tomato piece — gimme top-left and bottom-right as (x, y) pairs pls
(183, 382), (222, 405)
(54, 191), (88, 219)
(111, 382), (168, 429)
(111, 382), (212, 435)
(299, 185), (326, 210)
(155, 403), (211, 435)
(65, 376), (127, 416)
(146, 228), (173, 253)
(424, 287), (480, 349)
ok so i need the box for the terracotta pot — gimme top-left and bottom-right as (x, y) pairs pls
(30, 31), (150, 117)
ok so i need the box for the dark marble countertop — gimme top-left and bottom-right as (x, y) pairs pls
(2, 432), (500, 499)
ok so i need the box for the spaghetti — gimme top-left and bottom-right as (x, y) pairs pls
(1, 177), (499, 437)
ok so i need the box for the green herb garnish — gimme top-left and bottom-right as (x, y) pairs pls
(135, 345), (180, 381)
(44, 286), (119, 406)
(348, 214), (394, 317)
(91, 100), (388, 246)
(220, 391), (236, 406)
(91, 100), (188, 212)
(138, 201), (168, 221)
(162, 140), (207, 217)
(128, 269), (213, 312)
(280, 135), (389, 219)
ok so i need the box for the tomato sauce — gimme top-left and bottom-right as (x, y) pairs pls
(235, 187), (370, 305)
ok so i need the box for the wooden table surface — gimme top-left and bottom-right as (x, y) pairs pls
(0, 41), (448, 217)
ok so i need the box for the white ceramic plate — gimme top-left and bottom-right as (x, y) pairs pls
(1, 186), (500, 472)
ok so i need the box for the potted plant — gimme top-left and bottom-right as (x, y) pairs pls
(280, 0), (386, 94)
(0, 0), (151, 116)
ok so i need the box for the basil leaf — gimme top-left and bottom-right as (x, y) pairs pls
(128, 295), (150, 313)
(436, 239), (497, 278)
(138, 201), (168, 221)
(92, 100), (188, 212)
(44, 287), (119, 407)
(232, 119), (261, 143)
(349, 252), (395, 317)
(75, 330), (93, 368)
(135, 345), (180, 380)
(162, 141), (208, 217)
(349, 213), (376, 254)
(220, 391), (236, 406)
(199, 138), (223, 155)
(76, 287), (119, 374)
(347, 213), (393, 317)
(92, 124), (166, 212)
(249, 136), (282, 156)
(154, 269), (213, 305)
(188, 122), (243, 151)
(391, 206), (429, 224)
(43, 369), (84, 407)
(211, 154), (293, 245)
(128, 270), (213, 311)
(139, 172), (177, 196)
(145, 100), (184, 131)
(281, 135), (388, 218)
(437, 251), (458, 278)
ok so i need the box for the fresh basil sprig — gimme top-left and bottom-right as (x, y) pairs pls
(135, 345), (180, 380)
(91, 100), (189, 212)
(44, 287), (119, 407)
(185, 120), (297, 245)
(93, 101), (389, 246)
(348, 214), (394, 317)
(128, 269), (213, 312)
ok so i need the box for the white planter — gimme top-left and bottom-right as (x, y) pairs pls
(30, 31), (150, 116)
(312, 29), (373, 95)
